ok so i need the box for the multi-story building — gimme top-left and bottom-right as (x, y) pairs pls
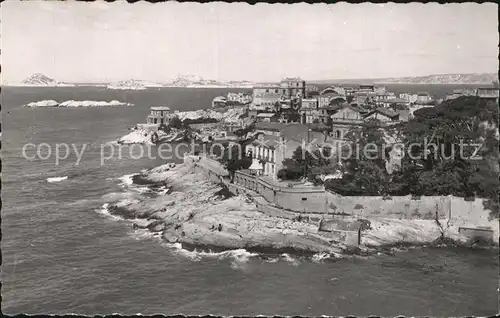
(146, 106), (171, 125)
(251, 78), (307, 109)
(300, 107), (322, 124)
(252, 84), (288, 109)
(226, 92), (253, 105)
(330, 106), (366, 141)
(416, 91), (432, 104)
(246, 123), (329, 179)
(316, 91), (346, 108)
(281, 77), (306, 98)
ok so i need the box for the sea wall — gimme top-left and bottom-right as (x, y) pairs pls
(234, 171), (328, 213)
(325, 192), (494, 228)
(189, 158), (495, 234)
(325, 192), (451, 220)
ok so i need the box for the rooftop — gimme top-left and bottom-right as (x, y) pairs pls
(366, 107), (399, 118)
(252, 134), (280, 148)
(383, 98), (409, 104)
(255, 122), (289, 132)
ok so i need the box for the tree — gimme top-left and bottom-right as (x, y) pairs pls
(169, 116), (184, 129)
(234, 123), (255, 138)
(325, 118), (393, 195)
(220, 143), (252, 182)
(390, 103), (409, 111)
(398, 96), (498, 206)
(280, 146), (334, 181)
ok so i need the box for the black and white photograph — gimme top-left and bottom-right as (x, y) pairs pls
(1, 1), (499, 316)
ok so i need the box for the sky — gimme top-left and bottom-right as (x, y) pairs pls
(2, 1), (498, 83)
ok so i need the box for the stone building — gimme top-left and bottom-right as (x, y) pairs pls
(146, 106), (171, 125)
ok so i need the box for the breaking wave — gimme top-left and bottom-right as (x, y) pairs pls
(162, 242), (258, 265)
(47, 176), (68, 183)
(95, 203), (125, 221)
(281, 253), (300, 266)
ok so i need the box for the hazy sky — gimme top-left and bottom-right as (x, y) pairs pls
(2, 1), (498, 83)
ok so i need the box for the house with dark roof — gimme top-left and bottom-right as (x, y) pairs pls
(245, 125), (311, 180)
(254, 122), (289, 136)
(364, 107), (400, 123)
(330, 106), (365, 141)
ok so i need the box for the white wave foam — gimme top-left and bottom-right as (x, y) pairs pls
(312, 252), (334, 263)
(117, 174), (135, 186)
(281, 253), (300, 266)
(47, 176), (68, 183)
(264, 257), (279, 263)
(116, 174), (151, 194)
(100, 191), (137, 202)
(129, 228), (163, 242)
(163, 242), (258, 264)
(95, 203), (124, 221)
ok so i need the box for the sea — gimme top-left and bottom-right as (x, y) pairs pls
(1, 85), (498, 316)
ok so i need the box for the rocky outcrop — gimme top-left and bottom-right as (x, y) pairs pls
(19, 73), (74, 87)
(107, 163), (351, 255)
(108, 161), (498, 257)
(24, 100), (133, 108)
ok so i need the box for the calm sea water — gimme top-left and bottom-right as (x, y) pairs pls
(1, 86), (498, 316)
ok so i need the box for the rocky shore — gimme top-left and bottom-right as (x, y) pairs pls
(104, 161), (498, 258)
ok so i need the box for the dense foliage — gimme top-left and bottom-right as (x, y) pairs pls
(219, 142), (252, 182)
(327, 96), (499, 216)
(277, 96), (498, 217)
(233, 123), (255, 138)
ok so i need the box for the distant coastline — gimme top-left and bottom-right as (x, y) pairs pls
(7, 72), (497, 88)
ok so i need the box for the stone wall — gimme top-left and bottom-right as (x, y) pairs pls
(458, 227), (494, 243)
(189, 158), (495, 232)
(234, 171), (328, 213)
(325, 192), (452, 220)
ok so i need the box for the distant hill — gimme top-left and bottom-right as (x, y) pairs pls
(311, 73), (498, 85)
(165, 74), (254, 88)
(105, 75), (255, 90)
(19, 73), (74, 87)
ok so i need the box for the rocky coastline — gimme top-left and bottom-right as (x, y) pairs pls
(104, 161), (498, 259)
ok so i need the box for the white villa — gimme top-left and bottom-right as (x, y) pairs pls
(146, 106), (171, 125)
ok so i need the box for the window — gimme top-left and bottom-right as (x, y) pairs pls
(335, 130), (341, 139)
(266, 89), (269, 93)
(275, 89), (278, 93)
